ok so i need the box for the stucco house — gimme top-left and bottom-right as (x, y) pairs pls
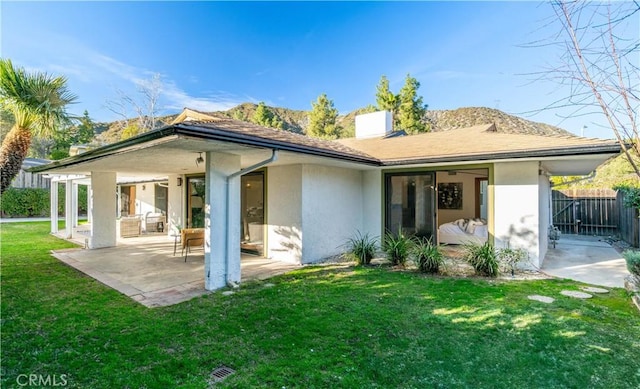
(32, 109), (621, 291)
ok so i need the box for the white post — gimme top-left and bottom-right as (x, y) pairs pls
(89, 172), (117, 249)
(65, 179), (73, 238)
(71, 182), (79, 228)
(86, 184), (92, 224)
(204, 152), (241, 290)
(167, 174), (184, 235)
(50, 180), (59, 234)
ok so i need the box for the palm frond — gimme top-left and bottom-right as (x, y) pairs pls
(0, 58), (77, 137)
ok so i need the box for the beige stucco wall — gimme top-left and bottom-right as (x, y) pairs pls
(436, 171), (478, 225)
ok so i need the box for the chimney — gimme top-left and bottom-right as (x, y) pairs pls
(355, 111), (393, 139)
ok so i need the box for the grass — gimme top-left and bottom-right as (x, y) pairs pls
(2, 222), (640, 388)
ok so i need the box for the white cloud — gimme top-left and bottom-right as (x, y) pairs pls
(162, 81), (247, 112)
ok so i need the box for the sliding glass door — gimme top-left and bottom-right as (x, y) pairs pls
(385, 172), (436, 240)
(241, 171), (265, 256)
(185, 171), (266, 256)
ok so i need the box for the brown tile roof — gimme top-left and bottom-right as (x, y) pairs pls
(173, 119), (379, 164)
(31, 120), (621, 174)
(335, 124), (621, 165)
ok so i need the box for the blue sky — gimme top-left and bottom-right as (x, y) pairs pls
(1, 1), (634, 138)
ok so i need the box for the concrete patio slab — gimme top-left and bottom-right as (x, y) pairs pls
(52, 235), (300, 307)
(542, 234), (630, 288)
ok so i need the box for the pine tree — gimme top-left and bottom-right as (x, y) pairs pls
(252, 102), (283, 130)
(307, 93), (341, 139)
(74, 110), (95, 144)
(375, 75), (398, 115)
(396, 74), (428, 134)
(375, 74), (428, 134)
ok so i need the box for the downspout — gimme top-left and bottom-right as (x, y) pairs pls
(224, 149), (279, 287)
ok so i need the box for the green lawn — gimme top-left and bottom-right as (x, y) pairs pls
(2, 222), (639, 388)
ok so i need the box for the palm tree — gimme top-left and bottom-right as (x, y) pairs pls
(0, 59), (77, 193)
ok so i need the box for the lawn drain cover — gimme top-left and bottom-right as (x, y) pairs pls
(210, 366), (235, 382)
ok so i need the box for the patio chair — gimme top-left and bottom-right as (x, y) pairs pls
(181, 228), (205, 262)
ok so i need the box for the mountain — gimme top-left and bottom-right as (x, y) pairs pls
(424, 107), (575, 137)
(91, 103), (582, 145)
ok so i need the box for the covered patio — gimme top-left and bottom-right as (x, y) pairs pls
(52, 234), (301, 307)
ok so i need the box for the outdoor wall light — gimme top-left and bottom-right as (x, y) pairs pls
(195, 152), (204, 166)
(177, 177), (183, 187)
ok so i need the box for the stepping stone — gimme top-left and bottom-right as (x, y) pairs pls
(561, 290), (592, 299)
(263, 283), (275, 288)
(221, 291), (235, 296)
(581, 286), (609, 294)
(528, 295), (555, 304)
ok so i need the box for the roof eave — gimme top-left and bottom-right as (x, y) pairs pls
(29, 123), (381, 174)
(380, 144), (622, 166)
(29, 127), (180, 173)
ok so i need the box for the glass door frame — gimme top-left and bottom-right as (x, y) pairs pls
(383, 171), (437, 240)
(185, 175), (206, 228)
(241, 169), (266, 256)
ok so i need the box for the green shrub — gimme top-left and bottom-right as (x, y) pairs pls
(464, 242), (499, 277)
(342, 231), (378, 265)
(497, 246), (528, 275)
(57, 184), (88, 216)
(382, 230), (413, 266)
(1, 188), (50, 217)
(622, 250), (640, 277)
(412, 238), (444, 274)
(0, 185), (88, 218)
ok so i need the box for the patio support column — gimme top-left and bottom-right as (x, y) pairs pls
(89, 172), (117, 249)
(71, 182), (79, 228)
(86, 184), (92, 224)
(65, 179), (73, 238)
(50, 180), (58, 234)
(204, 152), (241, 290)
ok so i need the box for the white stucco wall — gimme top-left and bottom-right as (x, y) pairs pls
(300, 165), (363, 263)
(267, 165), (303, 263)
(89, 172), (117, 249)
(493, 161), (542, 267)
(135, 183), (156, 228)
(362, 170), (382, 238)
(167, 174), (184, 234)
(538, 174), (551, 266)
(204, 152), (241, 289)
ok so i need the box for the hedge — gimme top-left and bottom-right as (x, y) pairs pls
(1, 185), (88, 218)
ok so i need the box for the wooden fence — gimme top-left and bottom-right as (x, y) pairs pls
(617, 191), (640, 247)
(552, 189), (618, 236)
